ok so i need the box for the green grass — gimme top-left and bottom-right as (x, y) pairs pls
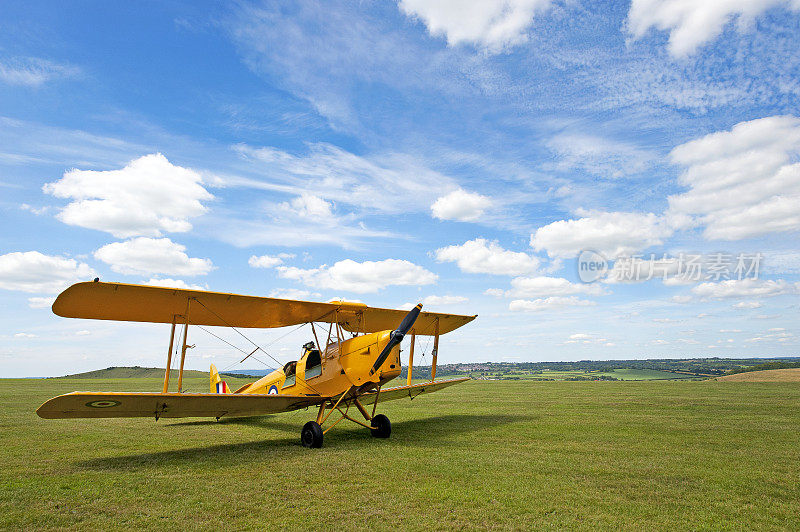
(597, 368), (700, 380)
(54, 366), (211, 379)
(477, 368), (700, 381)
(2, 377), (799, 530)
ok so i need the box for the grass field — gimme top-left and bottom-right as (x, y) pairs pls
(2, 377), (800, 530)
(477, 368), (700, 381)
(715, 368), (800, 382)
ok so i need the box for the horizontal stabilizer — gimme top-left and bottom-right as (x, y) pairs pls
(36, 391), (326, 419)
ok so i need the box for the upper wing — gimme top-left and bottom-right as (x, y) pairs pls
(52, 282), (476, 335)
(347, 377), (470, 407)
(36, 391), (327, 419)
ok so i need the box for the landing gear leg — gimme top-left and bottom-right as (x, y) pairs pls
(301, 421), (323, 448)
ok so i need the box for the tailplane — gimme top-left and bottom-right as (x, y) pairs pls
(210, 364), (230, 394)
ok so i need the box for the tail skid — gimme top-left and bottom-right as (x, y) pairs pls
(210, 364), (230, 394)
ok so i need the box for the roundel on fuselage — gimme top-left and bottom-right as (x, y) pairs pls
(268, 385), (279, 395)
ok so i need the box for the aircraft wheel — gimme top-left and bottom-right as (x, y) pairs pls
(370, 414), (391, 438)
(301, 421), (324, 448)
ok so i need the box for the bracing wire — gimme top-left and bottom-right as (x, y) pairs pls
(189, 297), (327, 396)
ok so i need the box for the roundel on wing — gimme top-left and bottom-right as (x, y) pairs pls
(86, 400), (121, 408)
(268, 385), (279, 395)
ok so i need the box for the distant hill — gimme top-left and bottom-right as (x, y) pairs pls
(715, 368), (800, 382)
(55, 366), (211, 379)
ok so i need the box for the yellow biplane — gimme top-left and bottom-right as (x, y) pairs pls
(37, 281), (476, 448)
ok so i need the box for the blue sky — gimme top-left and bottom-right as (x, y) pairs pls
(1, 0), (799, 377)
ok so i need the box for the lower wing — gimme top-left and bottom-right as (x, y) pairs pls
(350, 377), (469, 407)
(36, 392), (327, 420)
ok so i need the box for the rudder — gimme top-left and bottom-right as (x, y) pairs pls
(210, 364), (230, 394)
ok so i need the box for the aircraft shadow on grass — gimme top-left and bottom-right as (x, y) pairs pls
(76, 413), (531, 471)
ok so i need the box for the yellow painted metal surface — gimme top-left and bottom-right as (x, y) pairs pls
(36, 391), (324, 419)
(345, 377), (469, 407)
(52, 282), (476, 335)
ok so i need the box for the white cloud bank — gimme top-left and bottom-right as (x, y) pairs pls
(277, 258), (437, 294)
(668, 116), (800, 241)
(509, 296), (596, 312)
(0, 251), (94, 293)
(627, 0), (800, 57)
(0, 56), (79, 86)
(505, 276), (606, 298)
(248, 253), (295, 269)
(547, 134), (655, 179)
(431, 189), (491, 221)
(692, 278), (800, 299)
(232, 143), (455, 215)
(531, 211), (672, 259)
(434, 238), (539, 276)
(44, 153), (213, 238)
(398, 0), (553, 52)
(94, 237), (213, 276)
(142, 278), (207, 290)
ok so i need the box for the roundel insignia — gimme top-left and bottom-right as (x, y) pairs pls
(268, 385), (279, 395)
(86, 400), (121, 408)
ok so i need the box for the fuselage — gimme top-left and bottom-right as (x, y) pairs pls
(234, 330), (402, 397)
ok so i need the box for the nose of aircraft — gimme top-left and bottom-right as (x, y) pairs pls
(369, 303), (422, 376)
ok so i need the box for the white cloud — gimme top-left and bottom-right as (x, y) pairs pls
(14, 332), (36, 338)
(505, 276), (606, 298)
(671, 295), (692, 304)
(509, 296), (596, 312)
(604, 256), (684, 285)
(43, 153), (213, 238)
(434, 238), (539, 275)
(282, 194), (334, 219)
(248, 253), (295, 269)
(627, 0), (800, 57)
(398, 0), (553, 52)
(268, 288), (321, 300)
(732, 301), (763, 309)
(668, 116), (800, 241)
(531, 211), (672, 259)
(762, 251), (800, 274)
(569, 333), (592, 340)
(142, 278), (208, 290)
(94, 238), (213, 276)
(400, 295), (469, 310)
(232, 143), (455, 215)
(75, 330), (91, 336)
(277, 258), (437, 294)
(547, 133), (655, 179)
(692, 278), (800, 299)
(0, 56), (79, 86)
(27, 296), (56, 309)
(431, 189), (491, 221)
(422, 295), (469, 306)
(0, 251), (94, 293)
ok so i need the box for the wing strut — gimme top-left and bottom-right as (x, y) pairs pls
(162, 315), (177, 393)
(176, 298), (192, 392)
(407, 331), (416, 385)
(431, 318), (440, 381)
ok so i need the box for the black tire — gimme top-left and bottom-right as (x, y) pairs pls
(301, 421), (323, 448)
(370, 414), (391, 438)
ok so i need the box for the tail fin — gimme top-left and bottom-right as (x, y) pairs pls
(210, 364), (230, 394)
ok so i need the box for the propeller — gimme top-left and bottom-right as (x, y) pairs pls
(369, 303), (422, 376)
